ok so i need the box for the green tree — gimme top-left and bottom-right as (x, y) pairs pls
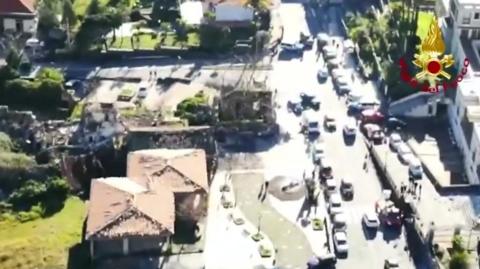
(449, 251), (469, 269)
(87, 0), (103, 15)
(62, 0), (77, 28)
(37, 2), (60, 39)
(244, 0), (271, 12)
(6, 47), (21, 70)
(0, 132), (13, 152)
(37, 67), (65, 83)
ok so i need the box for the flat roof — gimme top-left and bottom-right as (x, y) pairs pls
(456, 0), (480, 5)
(461, 37), (480, 73)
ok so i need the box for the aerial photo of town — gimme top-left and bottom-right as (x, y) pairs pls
(1, 0), (480, 268)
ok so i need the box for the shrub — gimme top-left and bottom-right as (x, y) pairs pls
(37, 68), (64, 83)
(233, 217), (245, 225)
(259, 245), (272, 258)
(251, 233), (264, 242)
(312, 218), (324, 231)
(0, 132), (13, 152)
(452, 235), (465, 253)
(17, 210), (42, 222)
(449, 251), (469, 269)
(0, 152), (35, 169)
(0, 212), (16, 222)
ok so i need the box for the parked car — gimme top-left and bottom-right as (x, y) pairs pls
(333, 213), (348, 232)
(384, 258), (400, 269)
(324, 114), (336, 131)
(362, 211), (380, 229)
(408, 157), (423, 179)
(282, 42), (304, 53)
(315, 253), (337, 269)
(316, 33), (330, 49)
(362, 123), (384, 144)
(328, 193), (343, 215)
(397, 143), (414, 164)
(300, 92), (321, 110)
(303, 110), (321, 135)
(340, 178), (354, 200)
(137, 82), (149, 98)
(343, 119), (357, 137)
(331, 68), (347, 80)
(301, 32), (314, 49)
(323, 46), (337, 59)
(361, 109), (385, 124)
(386, 117), (407, 130)
(319, 158), (333, 180)
(287, 95), (303, 115)
(333, 231), (349, 255)
(327, 58), (342, 69)
(312, 140), (326, 164)
(334, 76), (352, 94)
(325, 179), (337, 197)
(318, 66), (329, 80)
(343, 39), (355, 53)
(389, 133), (403, 151)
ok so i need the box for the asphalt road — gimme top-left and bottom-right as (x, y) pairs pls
(269, 2), (417, 268)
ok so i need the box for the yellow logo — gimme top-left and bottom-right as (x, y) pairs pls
(412, 16), (455, 88)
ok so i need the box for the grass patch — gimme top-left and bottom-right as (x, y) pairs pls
(0, 197), (86, 269)
(107, 32), (200, 50)
(416, 11), (435, 39)
(74, 0), (138, 17)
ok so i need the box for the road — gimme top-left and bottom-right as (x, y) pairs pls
(267, 2), (417, 268)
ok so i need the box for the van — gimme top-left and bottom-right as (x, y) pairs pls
(408, 157), (423, 179)
(303, 110), (320, 134)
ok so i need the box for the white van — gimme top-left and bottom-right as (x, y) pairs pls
(137, 82), (149, 98)
(409, 157), (423, 179)
(303, 110), (320, 134)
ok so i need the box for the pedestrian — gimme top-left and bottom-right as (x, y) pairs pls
(418, 183), (422, 197)
(336, 43), (340, 49)
(414, 181), (419, 193)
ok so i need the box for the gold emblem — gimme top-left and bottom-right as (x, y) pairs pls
(412, 16), (455, 87)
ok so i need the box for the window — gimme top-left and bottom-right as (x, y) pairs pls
(475, 12), (480, 20)
(428, 104), (433, 114)
(463, 14), (471, 25)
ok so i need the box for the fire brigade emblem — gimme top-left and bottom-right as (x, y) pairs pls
(412, 16), (455, 88)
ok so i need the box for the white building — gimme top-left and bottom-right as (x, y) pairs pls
(438, 0), (480, 184)
(202, 0), (254, 24)
(0, 0), (37, 34)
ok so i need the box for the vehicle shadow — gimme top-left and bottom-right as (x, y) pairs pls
(278, 50), (302, 61)
(381, 226), (402, 243)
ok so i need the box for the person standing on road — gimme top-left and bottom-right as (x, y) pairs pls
(418, 183), (423, 199)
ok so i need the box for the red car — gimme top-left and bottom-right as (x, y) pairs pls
(361, 109), (385, 124)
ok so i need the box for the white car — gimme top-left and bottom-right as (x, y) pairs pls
(325, 179), (337, 195)
(343, 120), (357, 136)
(328, 193), (343, 215)
(333, 231), (349, 254)
(362, 211), (380, 229)
(389, 133), (402, 151)
(137, 82), (149, 98)
(408, 157), (423, 179)
(323, 46), (337, 59)
(331, 68), (347, 80)
(397, 143), (413, 164)
(318, 66), (329, 80)
(312, 141), (326, 163)
(333, 213), (348, 232)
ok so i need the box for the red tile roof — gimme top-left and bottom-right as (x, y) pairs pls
(0, 0), (36, 14)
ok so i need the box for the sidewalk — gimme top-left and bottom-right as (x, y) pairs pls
(231, 172), (314, 269)
(204, 171), (275, 269)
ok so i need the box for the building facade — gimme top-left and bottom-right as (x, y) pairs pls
(0, 0), (37, 33)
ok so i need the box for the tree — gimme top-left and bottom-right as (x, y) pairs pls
(37, 2), (60, 39)
(244, 0), (270, 12)
(62, 0), (77, 29)
(37, 68), (64, 83)
(87, 0), (102, 15)
(449, 251), (469, 269)
(6, 48), (21, 70)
